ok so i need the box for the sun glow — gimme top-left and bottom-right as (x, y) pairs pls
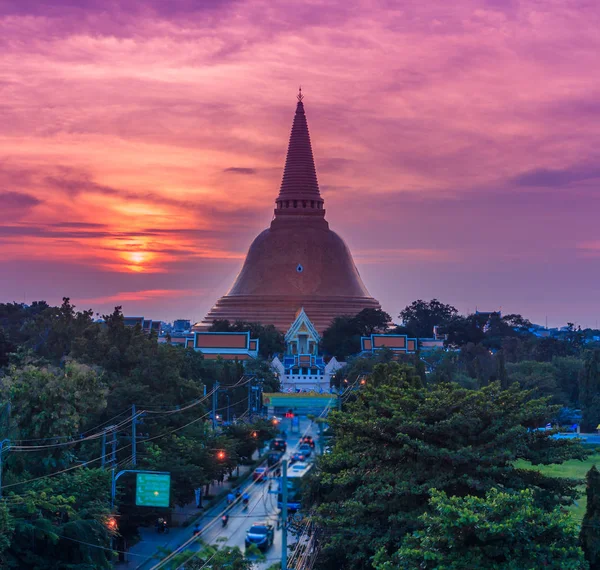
(122, 250), (154, 272)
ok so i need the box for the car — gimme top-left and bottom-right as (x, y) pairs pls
(290, 452), (306, 464)
(269, 438), (287, 453)
(267, 451), (283, 467)
(245, 522), (275, 551)
(298, 443), (312, 457)
(253, 466), (268, 482)
(300, 435), (315, 448)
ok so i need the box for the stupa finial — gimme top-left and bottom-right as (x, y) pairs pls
(297, 86), (304, 102)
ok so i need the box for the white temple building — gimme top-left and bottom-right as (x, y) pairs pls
(271, 308), (345, 392)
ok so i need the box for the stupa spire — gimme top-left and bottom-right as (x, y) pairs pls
(274, 90), (325, 219)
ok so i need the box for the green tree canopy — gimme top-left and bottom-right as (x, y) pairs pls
(581, 465), (600, 569)
(375, 488), (587, 570)
(321, 308), (391, 360)
(3, 469), (114, 570)
(580, 350), (600, 432)
(1, 361), (108, 475)
(398, 299), (457, 338)
(310, 362), (588, 570)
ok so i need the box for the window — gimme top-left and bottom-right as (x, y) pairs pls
(294, 200), (297, 208)
(311, 200), (314, 208)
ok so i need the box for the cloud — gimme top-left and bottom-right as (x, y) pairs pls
(76, 287), (209, 304)
(1, 0), (600, 325)
(223, 167), (257, 175)
(0, 191), (42, 220)
(512, 165), (600, 187)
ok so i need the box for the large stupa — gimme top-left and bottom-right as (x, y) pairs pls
(198, 91), (381, 333)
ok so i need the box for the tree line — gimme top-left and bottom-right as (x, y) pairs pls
(0, 299), (279, 569)
(322, 301), (600, 431)
(309, 361), (600, 569)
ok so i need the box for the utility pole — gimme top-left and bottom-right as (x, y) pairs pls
(101, 430), (107, 468)
(111, 429), (117, 466)
(132, 404), (137, 466)
(0, 439), (10, 497)
(212, 381), (219, 430)
(101, 425), (116, 468)
(281, 459), (288, 570)
(248, 379), (253, 418)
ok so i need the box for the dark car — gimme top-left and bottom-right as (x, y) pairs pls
(301, 435), (315, 448)
(245, 522), (275, 551)
(298, 443), (312, 458)
(267, 451), (283, 467)
(290, 452), (306, 464)
(269, 438), (287, 453)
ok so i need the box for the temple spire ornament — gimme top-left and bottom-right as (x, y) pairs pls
(198, 94), (381, 333)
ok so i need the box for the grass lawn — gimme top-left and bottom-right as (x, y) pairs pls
(515, 453), (600, 522)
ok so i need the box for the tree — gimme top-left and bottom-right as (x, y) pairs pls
(580, 350), (600, 432)
(506, 360), (562, 403)
(310, 363), (588, 570)
(445, 314), (486, 347)
(352, 308), (392, 335)
(497, 349), (509, 389)
(243, 357), (281, 392)
(3, 469), (114, 569)
(321, 309), (391, 360)
(375, 488), (587, 570)
(458, 342), (497, 387)
(321, 316), (360, 360)
(581, 465), (600, 569)
(1, 361), (108, 474)
(0, 501), (14, 565)
(0, 327), (14, 368)
(399, 299), (457, 338)
(553, 356), (583, 408)
(164, 544), (254, 569)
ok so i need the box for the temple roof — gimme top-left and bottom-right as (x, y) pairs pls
(276, 90), (323, 205)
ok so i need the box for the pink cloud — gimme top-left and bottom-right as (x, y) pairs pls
(1, 0), (600, 327)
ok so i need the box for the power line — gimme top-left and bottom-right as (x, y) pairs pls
(1, 384), (253, 493)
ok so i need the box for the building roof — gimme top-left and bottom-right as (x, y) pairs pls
(285, 307), (321, 344)
(276, 90), (322, 205)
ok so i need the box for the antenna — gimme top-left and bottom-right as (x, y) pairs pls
(297, 86), (304, 102)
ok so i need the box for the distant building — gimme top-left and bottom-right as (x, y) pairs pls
(157, 335), (191, 347)
(361, 333), (418, 355)
(271, 308), (344, 393)
(188, 331), (259, 361)
(173, 319), (191, 333)
(124, 316), (163, 335)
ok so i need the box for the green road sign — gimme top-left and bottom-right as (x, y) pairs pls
(136, 473), (170, 507)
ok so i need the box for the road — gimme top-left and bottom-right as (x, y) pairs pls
(136, 417), (320, 570)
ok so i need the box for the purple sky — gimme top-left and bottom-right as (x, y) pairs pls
(1, 0), (599, 328)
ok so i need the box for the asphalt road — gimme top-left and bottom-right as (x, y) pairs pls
(140, 417), (320, 570)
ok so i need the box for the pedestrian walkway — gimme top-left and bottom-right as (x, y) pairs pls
(116, 455), (261, 568)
